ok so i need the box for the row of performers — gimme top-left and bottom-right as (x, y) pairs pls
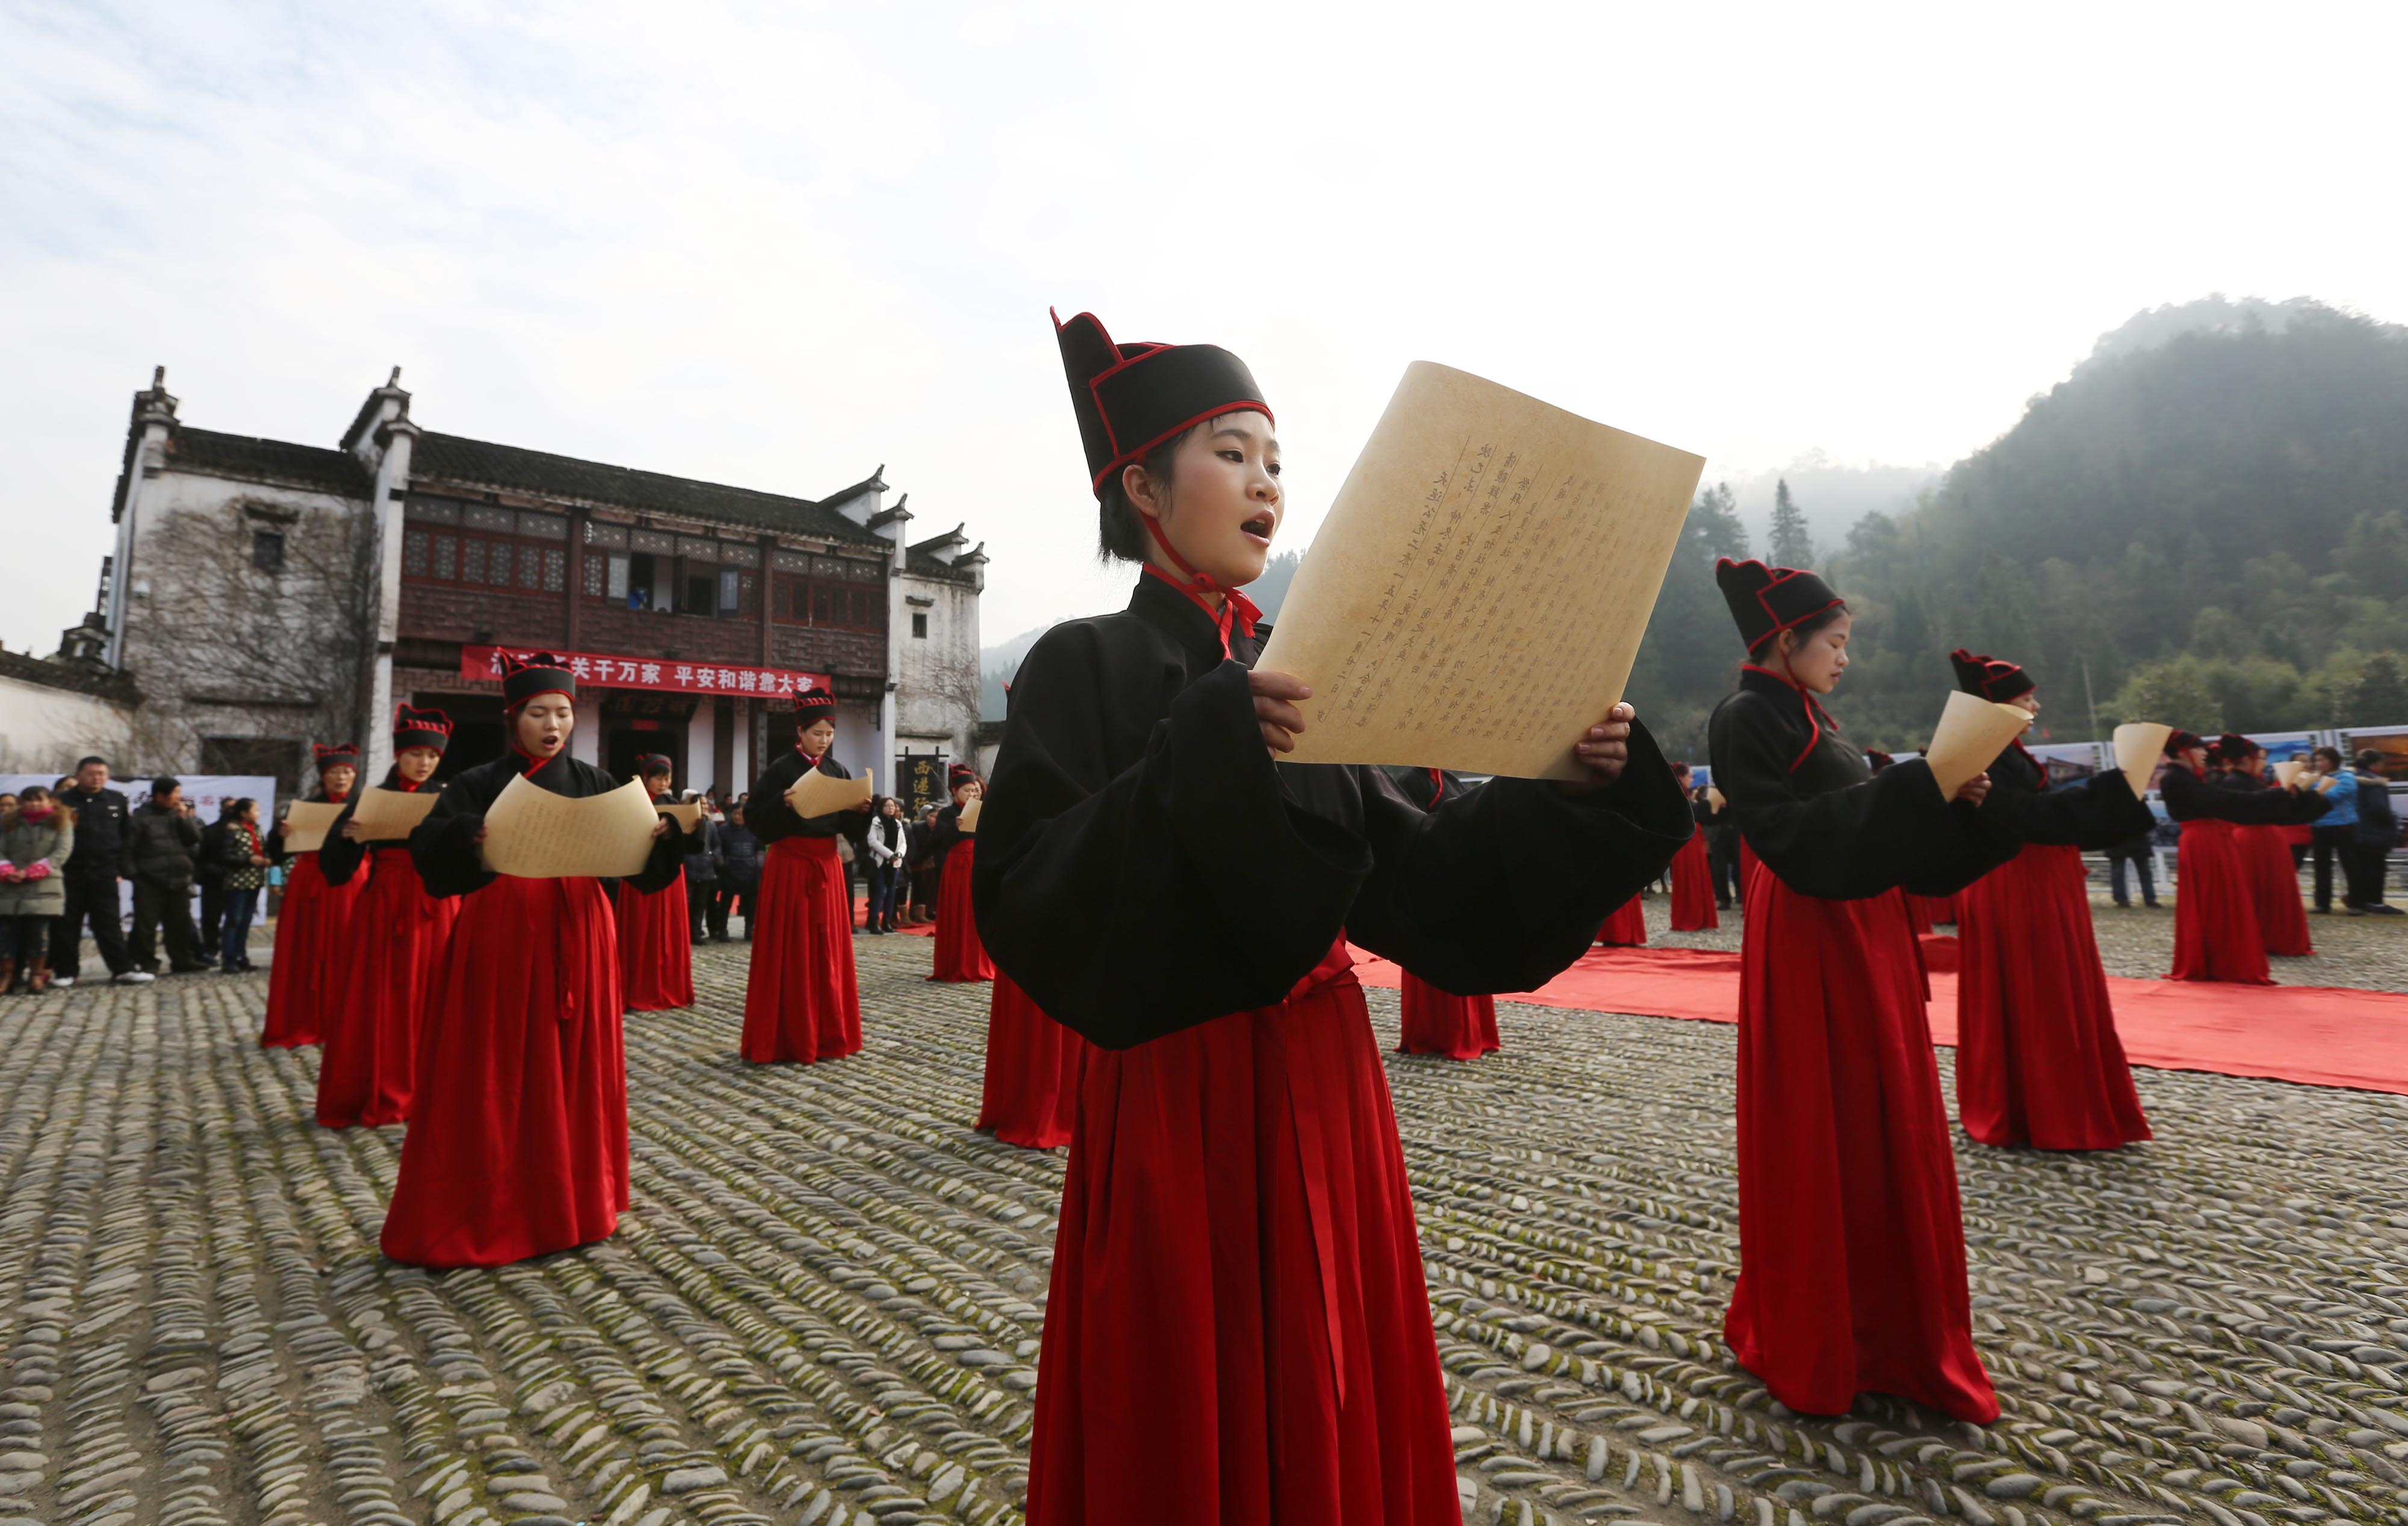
(962, 314), (2339, 1522)
(253, 675), (1017, 1268)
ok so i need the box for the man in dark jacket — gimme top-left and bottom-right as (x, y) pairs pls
(126, 777), (208, 974)
(683, 797), (721, 943)
(2353, 752), (2401, 914)
(196, 799), (235, 966)
(51, 755), (150, 987)
(716, 804), (762, 940)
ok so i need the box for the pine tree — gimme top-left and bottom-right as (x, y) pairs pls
(2353, 653), (2408, 724)
(1769, 479), (1814, 569)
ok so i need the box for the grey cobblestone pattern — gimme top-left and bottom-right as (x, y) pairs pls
(1, 918), (2404, 1526)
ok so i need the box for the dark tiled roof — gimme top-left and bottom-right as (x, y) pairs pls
(0, 648), (138, 701)
(905, 526), (982, 583)
(412, 432), (887, 545)
(166, 429), (373, 495)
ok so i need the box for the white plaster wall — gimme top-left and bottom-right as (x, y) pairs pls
(686, 698), (716, 795)
(893, 572), (981, 761)
(730, 701), (751, 794)
(571, 717), (600, 767)
(0, 675), (134, 773)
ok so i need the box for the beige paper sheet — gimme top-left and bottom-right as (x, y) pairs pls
(657, 801), (704, 833)
(958, 796), (982, 834)
(1255, 362), (1705, 780)
(2273, 759), (2306, 787)
(1925, 692), (2035, 798)
(2112, 722), (2174, 800)
(281, 801), (346, 855)
(1705, 786), (1726, 813)
(790, 767), (872, 819)
(349, 787), (440, 843)
(480, 775), (660, 879)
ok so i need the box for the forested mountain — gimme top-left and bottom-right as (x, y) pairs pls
(1629, 299), (2408, 758)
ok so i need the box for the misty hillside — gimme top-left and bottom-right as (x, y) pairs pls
(1630, 296), (2408, 755)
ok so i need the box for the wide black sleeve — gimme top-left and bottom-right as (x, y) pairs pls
(408, 778), (496, 900)
(1710, 695), (2019, 900)
(623, 815), (687, 893)
(1988, 750), (2156, 849)
(972, 628), (1372, 1049)
(2161, 766), (2330, 826)
(746, 754), (859, 844)
(930, 805), (964, 858)
(1344, 728), (1695, 997)
(318, 795), (371, 887)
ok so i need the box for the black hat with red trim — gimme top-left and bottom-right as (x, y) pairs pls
(1949, 648), (2035, 703)
(635, 754), (673, 780)
(2216, 732), (2258, 762)
(312, 742), (360, 774)
(392, 704), (453, 753)
(1055, 309), (1273, 497)
(948, 764), (978, 791)
(2165, 730), (2204, 757)
(1715, 558), (1845, 654)
(501, 651), (576, 710)
(793, 684), (837, 721)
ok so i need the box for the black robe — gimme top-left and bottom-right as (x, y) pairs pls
(1705, 666), (2019, 897)
(746, 749), (868, 851)
(408, 754), (684, 898)
(2161, 763), (2328, 827)
(319, 766), (431, 887)
(972, 575), (1693, 1049)
(1982, 742), (2155, 849)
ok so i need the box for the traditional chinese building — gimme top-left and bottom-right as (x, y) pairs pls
(87, 368), (984, 802)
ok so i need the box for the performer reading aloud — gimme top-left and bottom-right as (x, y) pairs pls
(380, 654), (683, 1268)
(927, 766), (994, 982)
(974, 309), (1694, 1525)
(1944, 650), (2155, 1151)
(262, 743), (365, 1048)
(1707, 559), (2019, 1424)
(618, 754), (695, 1011)
(2161, 731), (2327, 984)
(740, 685), (869, 1063)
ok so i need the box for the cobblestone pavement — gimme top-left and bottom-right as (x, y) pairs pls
(4, 924), (2407, 1526)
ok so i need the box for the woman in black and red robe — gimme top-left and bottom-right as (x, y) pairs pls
(383, 656), (682, 1267)
(1944, 651), (2155, 1152)
(2217, 736), (2315, 957)
(741, 686), (869, 1063)
(976, 972), (1086, 1148)
(928, 766), (995, 982)
(976, 310), (1691, 1524)
(618, 753), (695, 1011)
(1869, 754), (1939, 935)
(1386, 767), (1503, 1061)
(262, 743), (366, 1049)
(315, 706), (460, 1127)
(2164, 732), (2326, 984)
(1668, 765), (1719, 931)
(1709, 559), (2019, 1424)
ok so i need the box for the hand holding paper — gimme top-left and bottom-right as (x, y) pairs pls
(349, 787), (441, 842)
(2112, 723), (2173, 801)
(1924, 692), (2034, 799)
(480, 775), (660, 878)
(2273, 759), (2306, 787)
(1253, 362), (1704, 780)
(281, 801), (346, 854)
(790, 767), (873, 819)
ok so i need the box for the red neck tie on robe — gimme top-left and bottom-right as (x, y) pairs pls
(1140, 517), (1262, 660)
(1740, 663), (1837, 775)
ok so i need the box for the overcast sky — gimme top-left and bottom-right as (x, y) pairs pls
(4, 1), (2403, 659)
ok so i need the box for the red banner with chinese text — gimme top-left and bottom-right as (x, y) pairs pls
(459, 645), (833, 701)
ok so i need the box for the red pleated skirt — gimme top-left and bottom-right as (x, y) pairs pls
(317, 852), (457, 1127)
(1669, 828), (1719, 931)
(2170, 820), (2271, 984)
(1907, 892), (1958, 926)
(930, 839), (995, 982)
(1396, 972), (1500, 1061)
(2240, 825), (2312, 957)
(616, 875), (694, 1011)
(1727, 859), (1997, 1423)
(741, 836), (861, 1064)
(262, 852), (366, 1048)
(1598, 893), (1647, 946)
(1902, 893), (1934, 935)
(1028, 946), (1460, 1525)
(1954, 843), (2150, 1150)
(380, 874), (628, 1268)
(977, 972), (1087, 1148)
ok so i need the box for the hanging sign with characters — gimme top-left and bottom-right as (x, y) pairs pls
(898, 752), (947, 819)
(461, 645), (830, 701)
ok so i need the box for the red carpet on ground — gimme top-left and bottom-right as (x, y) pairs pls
(1350, 943), (2408, 1097)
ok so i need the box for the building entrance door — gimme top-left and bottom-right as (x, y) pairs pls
(600, 692), (694, 792)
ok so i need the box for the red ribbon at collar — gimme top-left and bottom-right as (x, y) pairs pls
(1741, 664), (1835, 775)
(1140, 516), (1261, 660)
(509, 743), (560, 778)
